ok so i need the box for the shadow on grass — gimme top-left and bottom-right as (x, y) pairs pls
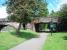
(10, 31), (38, 39)
(63, 36), (67, 40)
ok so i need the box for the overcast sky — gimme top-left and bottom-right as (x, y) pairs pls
(0, 0), (67, 18)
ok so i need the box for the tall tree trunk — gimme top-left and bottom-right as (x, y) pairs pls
(23, 23), (26, 30)
(16, 22), (22, 35)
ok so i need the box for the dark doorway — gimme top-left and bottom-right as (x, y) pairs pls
(35, 23), (39, 32)
(0, 25), (7, 31)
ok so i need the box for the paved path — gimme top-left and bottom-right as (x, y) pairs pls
(9, 33), (49, 50)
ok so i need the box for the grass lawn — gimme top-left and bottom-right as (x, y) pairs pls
(43, 32), (67, 50)
(0, 30), (38, 50)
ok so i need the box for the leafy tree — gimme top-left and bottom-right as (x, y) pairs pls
(57, 4), (67, 31)
(49, 10), (60, 17)
(59, 4), (67, 17)
(34, 0), (48, 17)
(6, 0), (48, 35)
(6, 0), (37, 35)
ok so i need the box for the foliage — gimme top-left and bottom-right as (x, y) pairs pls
(6, 0), (48, 21)
(35, 0), (48, 17)
(49, 10), (60, 17)
(59, 4), (67, 17)
(7, 0), (35, 22)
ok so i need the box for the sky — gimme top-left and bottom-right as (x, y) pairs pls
(0, 0), (67, 18)
(0, 0), (8, 18)
(46, 0), (67, 12)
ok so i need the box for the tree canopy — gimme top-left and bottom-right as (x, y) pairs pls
(6, 0), (48, 22)
(59, 4), (67, 17)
